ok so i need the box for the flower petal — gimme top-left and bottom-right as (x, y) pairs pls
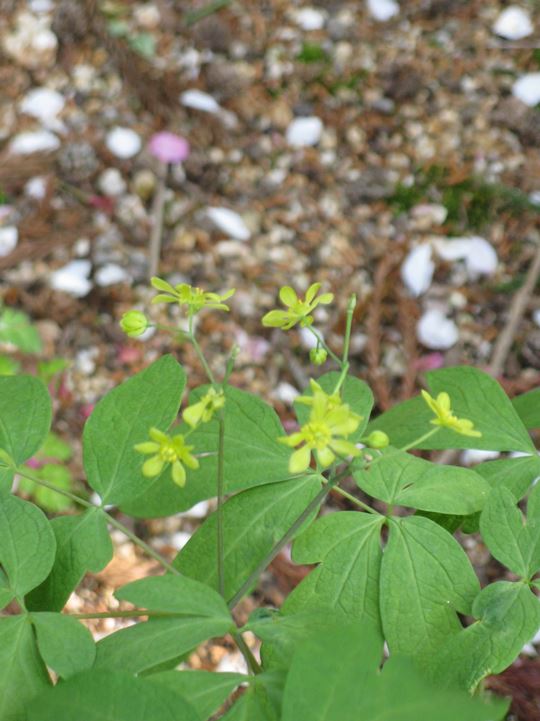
(262, 310), (289, 328)
(149, 428), (169, 443)
(151, 277), (177, 294)
(151, 294), (177, 304)
(172, 460), (186, 487)
(317, 446), (335, 467)
(305, 283), (322, 304)
(142, 455), (165, 478)
(279, 286), (298, 307)
(134, 441), (160, 454)
(289, 444), (311, 474)
(316, 292), (334, 305)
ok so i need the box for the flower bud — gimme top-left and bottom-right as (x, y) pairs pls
(365, 430), (390, 449)
(310, 347), (328, 366)
(120, 310), (148, 338)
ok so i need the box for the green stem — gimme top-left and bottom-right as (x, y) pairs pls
(70, 609), (175, 620)
(331, 485), (379, 515)
(15, 468), (180, 576)
(233, 631), (262, 675)
(217, 415), (225, 597)
(187, 316), (216, 385)
(399, 427), (440, 452)
(360, 427), (442, 471)
(307, 326), (342, 366)
(332, 294), (356, 393)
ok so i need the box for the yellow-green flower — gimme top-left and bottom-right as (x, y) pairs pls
(151, 277), (235, 315)
(364, 430), (390, 449)
(421, 390), (481, 438)
(120, 310), (148, 337)
(296, 379), (342, 414)
(134, 427), (199, 487)
(183, 387), (225, 428)
(262, 283), (333, 330)
(280, 394), (362, 474)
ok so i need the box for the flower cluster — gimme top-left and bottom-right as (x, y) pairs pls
(421, 390), (481, 437)
(183, 387), (225, 428)
(262, 283), (333, 330)
(151, 277), (235, 315)
(134, 428), (199, 487)
(279, 381), (362, 474)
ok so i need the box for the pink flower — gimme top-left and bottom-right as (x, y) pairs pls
(148, 132), (190, 164)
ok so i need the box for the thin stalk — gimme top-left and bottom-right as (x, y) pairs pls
(233, 631), (262, 675)
(331, 485), (379, 515)
(227, 477), (339, 610)
(399, 427), (440, 452)
(148, 163), (168, 279)
(332, 294), (356, 394)
(188, 316), (216, 385)
(307, 326), (342, 366)
(217, 415), (225, 597)
(16, 467), (180, 576)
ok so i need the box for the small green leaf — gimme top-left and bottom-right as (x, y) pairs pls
(26, 508), (112, 612)
(284, 512), (384, 635)
(31, 613), (95, 679)
(220, 672), (283, 721)
(368, 366), (535, 452)
(0, 495), (56, 597)
(0, 615), (51, 721)
(147, 670), (246, 720)
(122, 385), (293, 517)
(83, 355), (186, 506)
(116, 575), (231, 620)
(95, 616), (233, 674)
(513, 387), (540, 429)
(354, 449), (490, 514)
(380, 516), (479, 663)
(27, 670), (200, 721)
(174, 476), (322, 602)
(475, 454), (540, 500)
(294, 372), (374, 440)
(0, 375), (52, 489)
(480, 487), (530, 576)
(0, 306), (42, 353)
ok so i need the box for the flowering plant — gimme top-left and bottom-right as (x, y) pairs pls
(0, 279), (539, 720)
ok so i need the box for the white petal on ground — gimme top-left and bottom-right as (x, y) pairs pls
(0, 226), (18, 257)
(411, 203), (448, 227)
(461, 449), (500, 465)
(9, 129), (60, 154)
(206, 207), (251, 240)
(286, 116), (323, 147)
(417, 309), (458, 350)
(401, 243), (434, 297)
(533, 309), (540, 328)
(50, 260), (92, 297)
(105, 127), (142, 159)
(180, 89), (221, 114)
(367, 0), (399, 22)
(492, 6), (533, 40)
(293, 7), (326, 30)
(433, 236), (497, 279)
(95, 263), (129, 287)
(512, 73), (540, 107)
(20, 87), (64, 127)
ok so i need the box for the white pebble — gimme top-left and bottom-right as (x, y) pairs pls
(178, 500), (209, 519)
(20, 87), (64, 128)
(216, 651), (248, 675)
(286, 116), (323, 147)
(25, 176), (47, 199)
(98, 168), (127, 197)
(0, 226), (18, 257)
(461, 449), (500, 465)
(533, 309), (540, 328)
(367, 0), (399, 22)
(105, 127), (142, 159)
(293, 7), (326, 30)
(433, 236), (497, 279)
(274, 381), (299, 405)
(417, 309), (458, 350)
(299, 326), (319, 349)
(50, 259), (92, 297)
(401, 244), (434, 297)
(207, 207), (251, 241)
(512, 73), (540, 107)
(95, 263), (129, 287)
(9, 130), (60, 154)
(492, 6), (533, 40)
(180, 89), (221, 114)
(411, 203), (448, 227)
(170, 532), (192, 551)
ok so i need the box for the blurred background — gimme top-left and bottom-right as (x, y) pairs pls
(0, 1), (539, 715)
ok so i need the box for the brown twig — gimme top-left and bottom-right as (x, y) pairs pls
(397, 288), (419, 401)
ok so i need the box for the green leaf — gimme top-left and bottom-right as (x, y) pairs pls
(147, 670), (246, 720)
(368, 366), (534, 452)
(94, 616), (233, 674)
(220, 672), (283, 721)
(294, 372), (374, 440)
(353, 449), (490, 514)
(121, 385), (292, 517)
(83, 355), (186, 505)
(475, 454), (540, 500)
(0, 568), (13, 609)
(35, 432), (72, 462)
(116, 574), (231, 620)
(0, 355), (20, 375)
(174, 476), (322, 602)
(432, 581), (540, 691)
(129, 32), (156, 57)
(26, 508), (112, 612)
(27, 670), (200, 721)
(513, 387), (540, 429)
(0, 306), (42, 353)
(20, 464), (73, 513)
(283, 512), (384, 634)
(380, 516), (479, 662)
(480, 487), (531, 576)
(0, 615), (51, 721)
(31, 613), (95, 679)
(0, 375), (51, 489)
(0, 494), (55, 597)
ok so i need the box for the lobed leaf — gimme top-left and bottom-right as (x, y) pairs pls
(475, 454), (540, 501)
(31, 613), (95, 679)
(512, 387), (540, 430)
